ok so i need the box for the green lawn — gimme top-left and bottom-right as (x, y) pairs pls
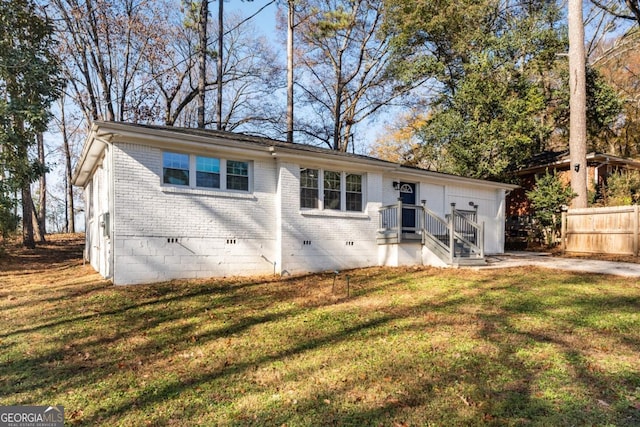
(1, 237), (640, 426)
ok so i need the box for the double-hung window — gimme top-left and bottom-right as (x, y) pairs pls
(226, 160), (249, 191)
(300, 168), (319, 208)
(345, 174), (363, 212)
(323, 171), (341, 210)
(163, 152), (190, 185)
(162, 152), (250, 192)
(196, 156), (220, 188)
(299, 168), (363, 212)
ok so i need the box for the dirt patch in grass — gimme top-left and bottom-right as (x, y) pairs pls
(1, 235), (640, 426)
(525, 242), (640, 264)
(0, 233), (86, 270)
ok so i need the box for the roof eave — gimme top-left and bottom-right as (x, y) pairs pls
(72, 124), (108, 187)
(73, 121), (518, 192)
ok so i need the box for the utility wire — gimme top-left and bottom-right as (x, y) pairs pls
(57, 0), (278, 111)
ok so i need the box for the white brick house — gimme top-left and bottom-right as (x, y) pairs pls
(73, 121), (517, 285)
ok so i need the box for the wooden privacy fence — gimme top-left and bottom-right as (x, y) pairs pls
(561, 205), (640, 256)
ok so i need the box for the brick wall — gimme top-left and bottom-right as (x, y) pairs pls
(104, 140), (507, 284)
(277, 162), (383, 275)
(111, 142), (278, 284)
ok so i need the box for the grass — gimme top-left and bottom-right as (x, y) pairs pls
(1, 235), (640, 426)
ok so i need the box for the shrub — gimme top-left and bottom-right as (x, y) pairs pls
(604, 170), (640, 206)
(0, 194), (19, 239)
(526, 170), (576, 247)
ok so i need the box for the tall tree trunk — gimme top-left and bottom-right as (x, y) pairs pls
(197, 0), (209, 128)
(333, 79), (343, 151)
(568, 0), (588, 208)
(216, 0), (223, 130)
(60, 98), (75, 233)
(22, 184), (35, 249)
(287, 0), (294, 143)
(15, 119), (36, 249)
(36, 132), (46, 242)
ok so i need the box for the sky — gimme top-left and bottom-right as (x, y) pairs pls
(226, 0), (280, 34)
(45, 1), (637, 231)
(221, 0), (393, 153)
(44, 1), (283, 233)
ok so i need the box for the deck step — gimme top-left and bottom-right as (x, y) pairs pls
(452, 257), (487, 267)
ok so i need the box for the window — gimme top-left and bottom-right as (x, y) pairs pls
(196, 156), (220, 188)
(345, 174), (362, 212)
(162, 152), (251, 192)
(226, 160), (249, 191)
(299, 168), (364, 212)
(163, 152), (189, 185)
(324, 171), (341, 210)
(300, 168), (319, 208)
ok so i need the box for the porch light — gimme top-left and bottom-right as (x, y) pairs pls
(393, 181), (400, 190)
(574, 163), (580, 172)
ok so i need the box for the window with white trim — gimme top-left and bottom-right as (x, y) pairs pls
(324, 171), (341, 210)
(345, 173), (363, 211)
(163, 152), (189, 185)
(195, 156), (220, 188)
(226, 160), (249, 191)
(300, 168), (319, 208)
(299, 168), (364, 212)
(162, 152), (250, 192)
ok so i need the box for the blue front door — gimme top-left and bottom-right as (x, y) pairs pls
(400, 182), (416, 232)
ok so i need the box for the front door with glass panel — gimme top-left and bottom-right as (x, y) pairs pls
(400, 182), (417, 233)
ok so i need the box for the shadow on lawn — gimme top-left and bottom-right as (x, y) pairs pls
(0, 234), (85, 272)
(2, 271), (391, 392)
(2, 242), (640, 426)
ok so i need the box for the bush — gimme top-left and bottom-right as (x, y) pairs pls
(0, 194), (19, 239)
(526, 170), (576, 247)
(604, 170), (640, 206)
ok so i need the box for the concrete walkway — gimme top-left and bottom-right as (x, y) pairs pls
(479, 252), (640, 278)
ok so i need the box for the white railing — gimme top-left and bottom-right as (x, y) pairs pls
(450, 204), (484, 258)
(378, 201), (484, 261)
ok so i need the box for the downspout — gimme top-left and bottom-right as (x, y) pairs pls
(274, 154), (283, 276)
(109, 140), (115, 280)
(594, 161), (608, 190)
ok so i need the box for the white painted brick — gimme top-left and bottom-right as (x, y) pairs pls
(85, 137), (509, 285)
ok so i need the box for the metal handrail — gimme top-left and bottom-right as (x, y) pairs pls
(451, 207), (484, 258)
(377, 201), (485, 260)
(423, 207), (450, 252)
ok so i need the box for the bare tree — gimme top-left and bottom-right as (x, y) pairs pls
(51, 0), (165, 124)
(294, 0), (418, 152)
(197, 0), (209, 128)
(216, 0), (224, 129)
(34, 132), (47, 242)
(591, 0), (640, 25)
(59, 96), (76, 233)
(146, 6), (201, 126)
(216, 15), (284, 134)
(287, 0), (295, 143)
(150, 9), (283, 133)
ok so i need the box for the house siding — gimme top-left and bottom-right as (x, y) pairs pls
(111, 142), (278, 284)
(85, 152), (111, 278)
(74, 122), (516, 285)
(277, 161), (381, 275)
(108, 142), (507, 283)
(447, 184), (506, 254)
